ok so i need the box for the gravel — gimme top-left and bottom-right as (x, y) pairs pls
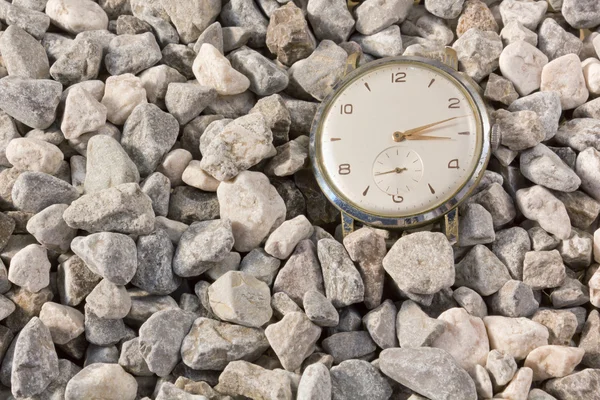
(0, 0), (596, 398)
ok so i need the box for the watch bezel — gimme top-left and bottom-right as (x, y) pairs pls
(309, 55), (491, 229)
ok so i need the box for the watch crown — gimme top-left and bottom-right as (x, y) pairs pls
(491, 124), (501, 151)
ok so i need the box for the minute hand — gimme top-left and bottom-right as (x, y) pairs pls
(401, 116), (466, 137)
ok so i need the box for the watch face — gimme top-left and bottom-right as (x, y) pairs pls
(312, 58), (487, 222)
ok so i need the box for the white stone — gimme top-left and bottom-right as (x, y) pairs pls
(516, 185), (571, 240)
(39, 302), (85, 344)
(576, 147), (600, 203)
(496, 367), (533, 400)
(264, 215), (314, 259)
(582, 58), (600, 96)
(594, 229), (600, 263)
(61, 86), (107, 140)
(524, 345), (584, 381)
(101, 74), (148, 125)
(156, 149), (193, 187)
(6, 138), (63, 175)
(484, 316), (549, 361)
(589, 268), (600, 307)
(8, 244), (51, 293)
(181, 160), (220, 192)
(218, 171), (286, 252)
(498, 0), (547, 30)
(499, 41), (548, 96)
(45, 0), (109, 35)
(431, 308), (489, 375)
(161, 0), (221, 44)
(541, 54), (589, 110)
(193, 43), (250, 95)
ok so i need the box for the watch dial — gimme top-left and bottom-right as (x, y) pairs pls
(315, 61), (483, 217)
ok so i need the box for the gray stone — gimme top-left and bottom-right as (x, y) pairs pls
(139, 308), (195, 377)
(468, 182), (516, 228)
(574, 98), (600, 120)
(272, 178), (306, 220)
(266, 2), (314, 66)
(140, 172), (170, 217)
(380, 347), (477, 400)
(11, 317), (59, 398)
(86, 279), (131, 320)
(0, 77), (62, 130)
(490, 280), (539, 317)
(50, 38), (103, 86)
(0, 212), (13, 250)
(84, 344), (119, 367)
(84, 135), (139, 195)
(520, 144), (581, 192)
(458, 203), (495, 247)
(452, 287), (487, 319)
(116, 15), (153, 35)
(304, 290), (338, 327)
(498, 0), (547, 30)
(528, 226), (560, 251)
(3, 285), (53, 332)
(456, 245), (511, 296)
(264, 137), (309, 177)
(5, 4), (50, 39)
(509, 90), (561, 142)
(500, 20), (537, 46)
(287, 40), (346, 101)
(0, 25), (49, 79)
(162, 0), (220, 44)
(139, 65), (187, 109)
(383, 232), (454, 295)
(492, 227), (531, 280)
(132, 229), (180, 295)
(551, 277), (590, 308)
(317, 239), (364, 308)
(165, 83), (216, 126)
(249, 94), (291, 146)
(534, 309), (578, 346)
(173, 219), (234, 277)
(119, 337), (152, 376)
(266, 312), (321, 371)
(274, 240), (325, 305)
(8, 244), (50, 293)
(307, 0), (354, 43)
(545, 369), (600, 399)
(486, 349), (518, 386)
(484, 73), (519, 106)
(208, 271), (272, 328)
(322, 331), (377, 364)
(36, 358), (81, 399)
(538, 18), (582, 62)
(221, 0), (269, 48)
(168, 186), (220, 224)
(355, 0), (412, 36)
(238, 249), (279, 285)
(38, 302), (84, 345)
(204, 252), (241, 281)
(105, 33), (162, 75)
(215, 361), (293, 400)
(26, 203), (76, 253)
(494, 109), (545, 151)
(453, 28), (503, 82)
(558, 229), (593, 269)
(57, 255), (101, 307)
(523, 250), (566, 290)
(203, 91), (256, 119)
(363, 300), (397, 349)
(499, 41), (548, 96)
(426, 0), (465, 19)
(63, 183), (155, 235)
(71, 232), (137, 285)
(297, 362), (330, 400)
(351, 25), (403, 58)
(579, 309), (600, 368)
(192, 21), (223, 53)
(85, 307), (127, 345)
(331, 360), (392, 400)
(124, 290), (179, 329)
(561, 0), (600, 29)
(576, 147), (600, 202)
(229, 46), (289, 96)
(516, 185), (572, 240)
(161, 44), (196, 79)
(396, 300), (445, 348)
(271, 292), (302, 319)
(64, 363), (137, 400)
(555, 118), (600, 153)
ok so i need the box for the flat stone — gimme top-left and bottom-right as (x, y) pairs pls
(396, 300), (445, 348)
(173, 219), (234, 277)
(490, 279), (539, 318)
(215, 361), (292, 400)
(383, 232), (454, 295)
(516, 185), (572, 240)
(63, 183), (155, 235)
(8, 244), (50, 293)
(105, 32), (161, 75)
(541, 54), (589, 110)
(64, 363), (137, 400)
(38, 302), (84, 345)
(11, 317), (59, 398)
(331, 360), (392, 400)
(45, 0), (108, 34)
(138, 308), (195, 377)
(208, 271), (272, 328)
(525, 345), (585, 381)
(101, 74), (148, 126)
(70, 232), (137, 285)
(484, 316), (549, 361)
(486, 349), (518, 387)
(455, 244), (511, 296)
(0, 25), (49, 79)
(499, 41), (548, 96)
(321, 331), (377, 364)
(379, 347), (477, 400)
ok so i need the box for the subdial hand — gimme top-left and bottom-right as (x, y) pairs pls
(374, 167), (408, 176)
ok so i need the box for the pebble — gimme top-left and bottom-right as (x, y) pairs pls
(165, 83), (216, 126)
(266, 311), (321, 371)
(555, 118), (600, 153)
(500, 21), (538, 46)
(181, 317), (269, 370)
(156, 148), (193, 187)
(351, 25), (403, 58)
(383, 232), (454, 295)
(301, 290), (336, 327)
(0, 25), (49, 79)
(484, 73), (519, 106)
(541, 54), (589, 110)
(520, 144), (581, 192)
(221, 0), (269, 48)
(455, 244), (511, 296)
(523, 250), (567, 290)
(84, 344), (119, 367)
(45, 0), (108, 34)
(229, 46), (289, 96)
(168, 186), (219, 224)
(26, 203), (75, 253)
(533, 309), (578, 346)
(162, 0), (220, 44)
(297, 362), (331, 400)
(426, 0), (465, 19)
(331, 360), (392, 400)
(453, 28), (503, 82)
(525, 345), (584, 381)
(139, 65), (186, 108)
(494, 109), (545, 151)
(538, 18), (582, 61)
(173, 219), (234, 277)
(486, 349), (518, 386)
(84, 135), (140, 194)
(561, 0), (600, 29)
(363, 300), (397, 349)
(583, 59), (600, 97)
(498, 0), (547, 30)
(133, 229), (180, 295)
(558, 229), (593, 269)
(239, 248), (278, 285)
(6, 4), (50, 40)
(490, 279), (539, 318)
(456, 0), (497, 37)
(64, 363), (137, 400)
(551, 277), (590, 308)
(6, 138), (63, 175)
(161, 44), (196, 79)
(580, 309), (600, 367)
(105, 32), (162, 75)
(192, 43), (250, 96)
(545, 368), (600, 399)
(50, 38), (103, 86)
(193, 21), (223, 53)
(473, 364), (493, 399)
(491, 227), (531, 280)
(86, 279), (131, 320)
(453, 287), (488, 319)
(138, 308), (195, 377)
(215, 360), (293, 400)
(38, 302), (84, 345)
(266, 2), (315, 66)
(484, 316), (549, 360)
(264, 215), (313, 259)
(218, 171), (285, 252)
(508, 91), (562, 141)
(208, 271), (272, 328)
(321, 331), (377, 364)
(306, 0), (354, 43)
(458, 203), (495, 246)
(516, 185), (572, 240)
(396, 300), (445, 348)
(118, 337), (152, 376)
(200, 114), (275, 181)
(499, 41), (548, 96)
(181, 160), (220, 192)
(0, 77), (62, 130)
(250, 95), (291, 146)
(70, 232), (137, 285)
(576, 147), (600, 203)
(8, 244), (50, 293)
(11, 317), (59, 398)
(57, 255), (101, 307)
(497, 367), (533, 400)
(355, 0), (412, 36)
(379, 347), (477, 400)
(61, 87), (107, 142)
(101, 74), (148, 125)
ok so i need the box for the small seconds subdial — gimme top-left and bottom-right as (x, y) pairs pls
(372, 147), (424, 195)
